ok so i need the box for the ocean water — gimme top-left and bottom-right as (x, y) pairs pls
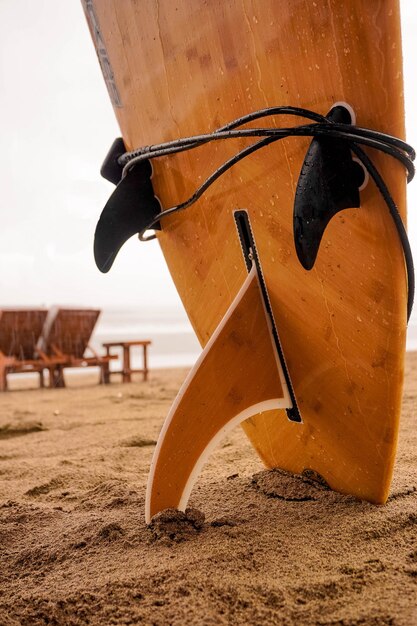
(90, 306), (201, 370)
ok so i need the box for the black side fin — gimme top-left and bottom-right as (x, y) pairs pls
(94, 139), (161, 273)
(293, 105), (365, 270)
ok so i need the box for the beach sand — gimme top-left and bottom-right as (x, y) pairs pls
(0, 355), (416, 626)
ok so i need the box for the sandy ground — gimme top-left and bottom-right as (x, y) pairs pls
(0, 355), (416, 626)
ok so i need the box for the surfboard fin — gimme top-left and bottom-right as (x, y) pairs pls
(145, 263), (292, 523)
(293, 105), (365, 270)
(94, 139), (161, 273)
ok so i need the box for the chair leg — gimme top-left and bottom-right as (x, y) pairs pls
(47, 367), (55, 388)
(57, 366), (66, 388)
(51, 365), (65, 388)
(39, 369), (45, 389)
(0, 365), (8, 392)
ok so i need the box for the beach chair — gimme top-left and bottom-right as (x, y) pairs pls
(0, 308), (54, 391)
(37, 308), (114, 387)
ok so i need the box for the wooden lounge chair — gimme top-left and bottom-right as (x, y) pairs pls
(0, 308), (54, 391)
(37, 307), (114, 387)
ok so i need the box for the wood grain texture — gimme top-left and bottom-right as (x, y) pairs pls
(83, 0), (407, 503)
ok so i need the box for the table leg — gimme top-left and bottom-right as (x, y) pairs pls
(101, 360), (110, 385)
(143, 344), (148, 382)
(123, 345), (131, 383)
(103, 347), (111, 384)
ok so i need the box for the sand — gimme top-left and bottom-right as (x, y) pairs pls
(0, 355), (416, 626)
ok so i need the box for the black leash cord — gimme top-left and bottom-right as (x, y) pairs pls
(118, 106), (327, 165)
(119, 106), (415, 165)
(351, 144), (415, 321)
(121, 125), (414, 182)
(119, 106), (415, 321)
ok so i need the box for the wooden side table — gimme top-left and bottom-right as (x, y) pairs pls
(102, 340), (151, 383)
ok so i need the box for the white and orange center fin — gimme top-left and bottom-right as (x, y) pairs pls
(145, 264), (292, 523)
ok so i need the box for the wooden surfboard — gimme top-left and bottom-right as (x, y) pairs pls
(83, 0), (409, 513)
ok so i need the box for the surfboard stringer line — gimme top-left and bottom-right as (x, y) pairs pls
(145, 257), (293, 523)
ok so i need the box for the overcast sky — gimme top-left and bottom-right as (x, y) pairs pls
(0, 1), (416, 322)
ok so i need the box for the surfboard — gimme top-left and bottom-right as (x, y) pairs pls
(82, 0), (411, 519)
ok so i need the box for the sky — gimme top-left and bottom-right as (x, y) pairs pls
(0, 1), (416, 323)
